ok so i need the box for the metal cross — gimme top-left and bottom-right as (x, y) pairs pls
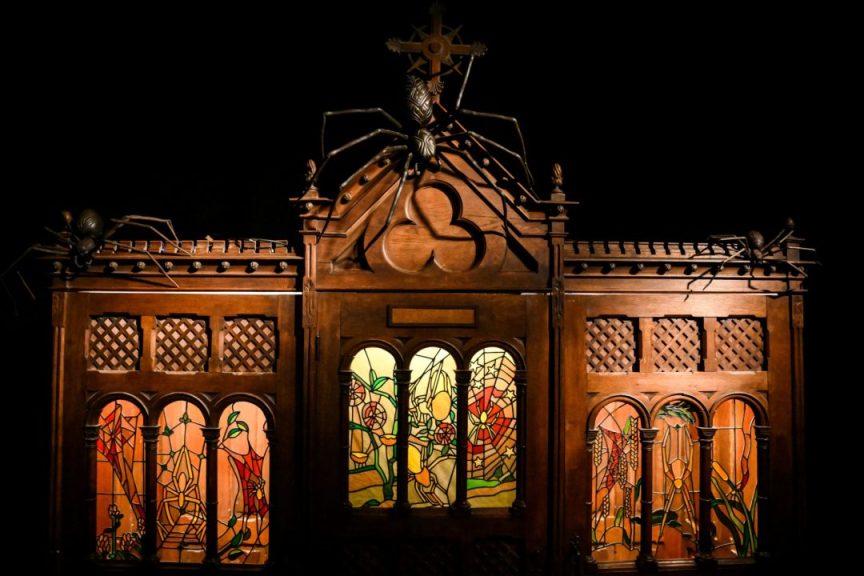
(386, 2), (486, 95)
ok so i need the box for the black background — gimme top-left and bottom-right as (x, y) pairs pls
(4, 1), (840, 566)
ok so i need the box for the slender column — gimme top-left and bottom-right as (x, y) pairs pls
(637, 428), (659, 571)
(584, 429), (599, 573)
(394, 368), (413, 513)
(696, 427), (717, 567)
(84, 424), (100, 560)
(339, 370), (353, 511)
(452, 369), (471, 514)
(201, 426), (221, 566)
(755, 425), (771, 564)
(139, 424), (161, 565)
(264, 427), (277, 570)
(510, 369), (528, 515)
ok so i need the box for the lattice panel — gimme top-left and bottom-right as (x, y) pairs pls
(222, 317), (277, 373)
(468, 539), (521, 576)
(88, 316), (140, 371)
(653, 318), (701, 372)
(586, 318), (637, 372)
(336, 542), (386, 576)
(716, 317), (765, 371)
(154, 317), (209, 372)
(403, 542), (457, 576)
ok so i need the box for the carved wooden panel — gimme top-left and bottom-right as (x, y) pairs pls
(87, 316), (140, 371)
(222, 317), (277, 373)
(403, 541), (458, 576)
(586, 318), (636, 372)
(467, 539), (521, 576)
(652, 318), (701, 372)
(716, 317), (764, 371)
(154, 317), (209, 372)
(335, 542), (387, 576)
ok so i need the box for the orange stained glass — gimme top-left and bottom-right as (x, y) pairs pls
(348, 347), (398, 508)
(156, 401), (207, 563)
(217, 402), (270, 564)
(95, 400), (145, 561)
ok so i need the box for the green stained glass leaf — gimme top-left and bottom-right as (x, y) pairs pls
(162, 425), (173, 437)
(622, 530), (631, 546)
(243, 528), (252, 541)
(614, 506), (625, 527)
(372, 376), (389, 391)
(634, 477), (642, 502)
(623, 416), (632, 436)
(227, 428), (243, 439)
(229, 531), (244, 547)
(369, 369), (379, 386)
(227, 549), (244, 560)
(227, 515), (237, 529)
(236, 421), (249, 432)
(228, 411), (240, 424)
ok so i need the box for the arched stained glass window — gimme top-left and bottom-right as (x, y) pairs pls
(653, 401), (699, 560)
(348, 347), (398, 508)
(95, 400), (145, 560)
(408, 346), (457, 507)
(156, 400), (207, 563)
(218, 402), (270, 564)
(467, 347), (517, 508)
(712, 399), (758, 558)
(591, 401), (641, 562)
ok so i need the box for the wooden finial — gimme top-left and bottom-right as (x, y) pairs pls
(305, 159), (317, 184)
(552, 163), (563, 189)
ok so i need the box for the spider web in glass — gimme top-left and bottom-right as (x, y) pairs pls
(467, 347), (517, 507)
(348, 347), (398, 508)
(218, 402), (270, 564)
(653, 401), (699, 559)
(156, 401), (207, 563)
(408, 347), (457, 507)
(712, 399), (758, 558)
(95, 400), (145, 560)
(592, 401), (641, 562)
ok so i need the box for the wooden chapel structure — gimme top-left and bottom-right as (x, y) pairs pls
(44, 8), (812, 576)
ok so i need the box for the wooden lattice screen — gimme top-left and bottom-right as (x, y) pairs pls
(716, 317), (765, 371)
(154, 317), (209, 372)
(222, 317), (277, 373)
(652, 318), (701, 372)
(88, 316), (141, 371)
(586, 318), (637, 372)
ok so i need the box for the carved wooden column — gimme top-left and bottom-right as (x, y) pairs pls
(755, 424), (771, 564)
(394, 368), (413, 513)
(510, 369), (528, 515)
(636, 428), (659, 571)
(84, 424), (100, 560)
(339, 370), (353, 511)
(453, 369), (471, 514)
(139, 424), (161, 565)
(696, 426), (716, 566)
(201, 426), (220, 566)
(584, 429), (598, 573)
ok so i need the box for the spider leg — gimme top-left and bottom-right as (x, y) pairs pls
(761, 228), (794, 255)
(312, 129), (408, 189)
(321, 108), (402, 158)
(339, 145), (407, 191)
(106, 216), (191, 256)
(783, 260), (809, 278)
(361, 152), (413, 251)
(686, 247), (746, 290)
(102, 240), (179, 288)
(455, 55), (477, 112)
(440, 128), (535, 191)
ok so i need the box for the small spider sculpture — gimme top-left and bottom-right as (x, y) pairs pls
(688, 217), (814, 289)
(307, 53), (536, 236)
(2, 209), (189, 304)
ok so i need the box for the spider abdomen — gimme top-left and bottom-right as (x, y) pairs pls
(406, 76), (433, 126)
(413, 128), (436, 162)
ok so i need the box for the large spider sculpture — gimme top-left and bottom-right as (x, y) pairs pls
(306, 53), (536, 237)
(687, 217), (815, 290)
(2, 209), (189, 305)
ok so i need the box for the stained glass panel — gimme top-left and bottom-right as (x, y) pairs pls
(408, 347), (457, 507)
(652, 401), (699, 559)
(348, 347), (398, 508)
(467, 347), (517, 508)
(712, 399), (758, 558)
(591, 401), (641, 562)
(218, 402), (270, 564)
(156, 401), (207, 563)
(95, 400), (145, 560)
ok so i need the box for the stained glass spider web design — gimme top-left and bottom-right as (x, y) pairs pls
(217, 402), (270, 564)
(348, 347), (398, 508)
(156, 401), (207, 563)
(408, 347), (457, 507)
(591, 401), (641, 562)
(466, 347), (517, 508)
(711, 399), (758, 558)
(652, 401), (699, 560)
(95, 400), (145, 560)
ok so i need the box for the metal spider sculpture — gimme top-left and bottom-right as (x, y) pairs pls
(307, 52), (536, 236)
(2, 209), (189, 305)
(688, 217), (815, 290)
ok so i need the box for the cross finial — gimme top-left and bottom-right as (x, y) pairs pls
(386, 3), (486, 96)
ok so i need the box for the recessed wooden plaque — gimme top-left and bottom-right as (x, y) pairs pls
(388, 306), (477, 327)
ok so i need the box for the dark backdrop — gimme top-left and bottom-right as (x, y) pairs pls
(4, 1), (838, 567)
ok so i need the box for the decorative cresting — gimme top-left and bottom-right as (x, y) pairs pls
(652, 318), (701, 372)
(586, 318), (637, 373)
(716, 317), (764, 371)
(154, 317), (209, 372)
(468, 539), (521, 576)
(222, 317), (277, 373)
(88, 316), (141, 371)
